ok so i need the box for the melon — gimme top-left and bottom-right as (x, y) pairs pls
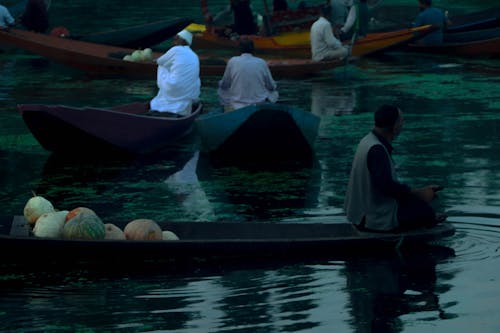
(162, 230), (180, 241)
(124, 219), (162, 240)
(104, 223), (126, 240)
(23, 195), (56, 225)
(65, 207), (97, 222)
(131, 50), (142, 62)
(33, 210), (68, 238)
(62, 212), (105, 240)
(142, 48), (153, 61)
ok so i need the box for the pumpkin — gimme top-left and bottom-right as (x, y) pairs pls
(33, 210), (68, 238)
(124, 219), (162, 240)
(62, 212), (105, 240)
(65, 207), (97, 222)
(23, 195), (56, 225)
(104, 223), (126, 240)
(162, 230), (180, 241)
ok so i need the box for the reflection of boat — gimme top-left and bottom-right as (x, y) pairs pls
(0, 28), (342, 78)
(0, 215), (455, 264)
(18, 102), (202, 154)
(195, 103), (320, 160)
(192, 25), (435, 58)
(74, 17), (193, 49)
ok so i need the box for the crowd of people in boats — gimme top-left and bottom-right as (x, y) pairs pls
(0, 0), (450, 232)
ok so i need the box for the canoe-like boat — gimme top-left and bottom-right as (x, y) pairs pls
(192, 25), (435, 58)
(17, 102), (203, 154)
(0, 216), (455, 264)
(73, 17), (193, 49)
(370, 5), (500, 34)
(404, 32), (500, 57)
(0, 28), (342, 78)
(195, 103), (320, 160)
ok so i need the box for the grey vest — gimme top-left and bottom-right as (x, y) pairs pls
(344, 132), (398, 231)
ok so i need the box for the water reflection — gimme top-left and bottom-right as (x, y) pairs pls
(311, 81), (358, 117)
(343, 245), (457, 332)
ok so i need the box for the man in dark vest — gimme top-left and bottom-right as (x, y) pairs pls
(344, 104), (446, 231)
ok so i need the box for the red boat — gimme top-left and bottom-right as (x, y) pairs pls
(0, 28), (342, 78)
(17, 102), (203, 155)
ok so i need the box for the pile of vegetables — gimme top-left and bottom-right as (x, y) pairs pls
(23, 195), (179, 241)
(122, 48), (153, 62)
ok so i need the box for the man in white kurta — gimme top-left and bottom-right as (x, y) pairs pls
(150, 30), (201, 116)
(218, 39), (278, 111)
(310, 6), (348, 62)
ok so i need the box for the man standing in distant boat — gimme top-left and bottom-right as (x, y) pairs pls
(150, 30), (200, 116)
(412, 0), (448, 45)
(335, 0), (370, 40)
(310, 5), (348, 62)
(0, 3), (15, 28)
(344, 104), (447, 232)
(218, 38), (278, 112)
(20, 0), (50, 33)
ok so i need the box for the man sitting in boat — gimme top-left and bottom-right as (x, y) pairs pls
(149, 30), (201, 117)
(217, 38), (278, 112)
(310, 5), (348, 62)
(412, 0), (448, 45)
(344, 105), (447, 232)
(0, 3), (15, 29)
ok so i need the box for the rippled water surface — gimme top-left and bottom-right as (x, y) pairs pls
(1, 0), (500, 332)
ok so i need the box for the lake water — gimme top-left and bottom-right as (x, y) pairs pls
(1, 0), (500, 332)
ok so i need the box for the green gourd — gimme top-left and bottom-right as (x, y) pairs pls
(62, 212), (105, 240)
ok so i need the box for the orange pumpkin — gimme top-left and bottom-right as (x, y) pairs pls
(124, 219), (162, 240)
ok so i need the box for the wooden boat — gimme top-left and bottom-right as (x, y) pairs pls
(195, 103), (320, 160)
(404, 31), (500, 58)
(72, 17), (193, 49)
(17, 102), (203, 155)
(370, 5), (500, 34)
(192, 25), (435, 58)
(0, 28), (342, 78)
(0, 215), (455, 264)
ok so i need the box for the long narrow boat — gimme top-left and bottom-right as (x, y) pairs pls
(195, 103), (320, 161)
(0, 215), (455, 264)
(17, 102), (203, 154)
(0, 28), (342, 78)
(192, 25), (435, 58)
(370, 5), (500, 34)
(404, 32), (500, 58)
(73, 17), (193, 49)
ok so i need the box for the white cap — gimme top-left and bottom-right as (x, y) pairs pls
(176, 30), (193, 46)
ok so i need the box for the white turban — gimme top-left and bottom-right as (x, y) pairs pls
(177, 30), (193, 46)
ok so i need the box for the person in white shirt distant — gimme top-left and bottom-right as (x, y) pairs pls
(310, 5), (348, 62)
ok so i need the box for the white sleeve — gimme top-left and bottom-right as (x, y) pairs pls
(341, 6), (357, 33)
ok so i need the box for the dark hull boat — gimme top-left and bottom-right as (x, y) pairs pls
(75, 17), (192, 49)
(0, 216), (455, 265)
(195, 103), (320, 161)
(18, 102), (203, 154)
